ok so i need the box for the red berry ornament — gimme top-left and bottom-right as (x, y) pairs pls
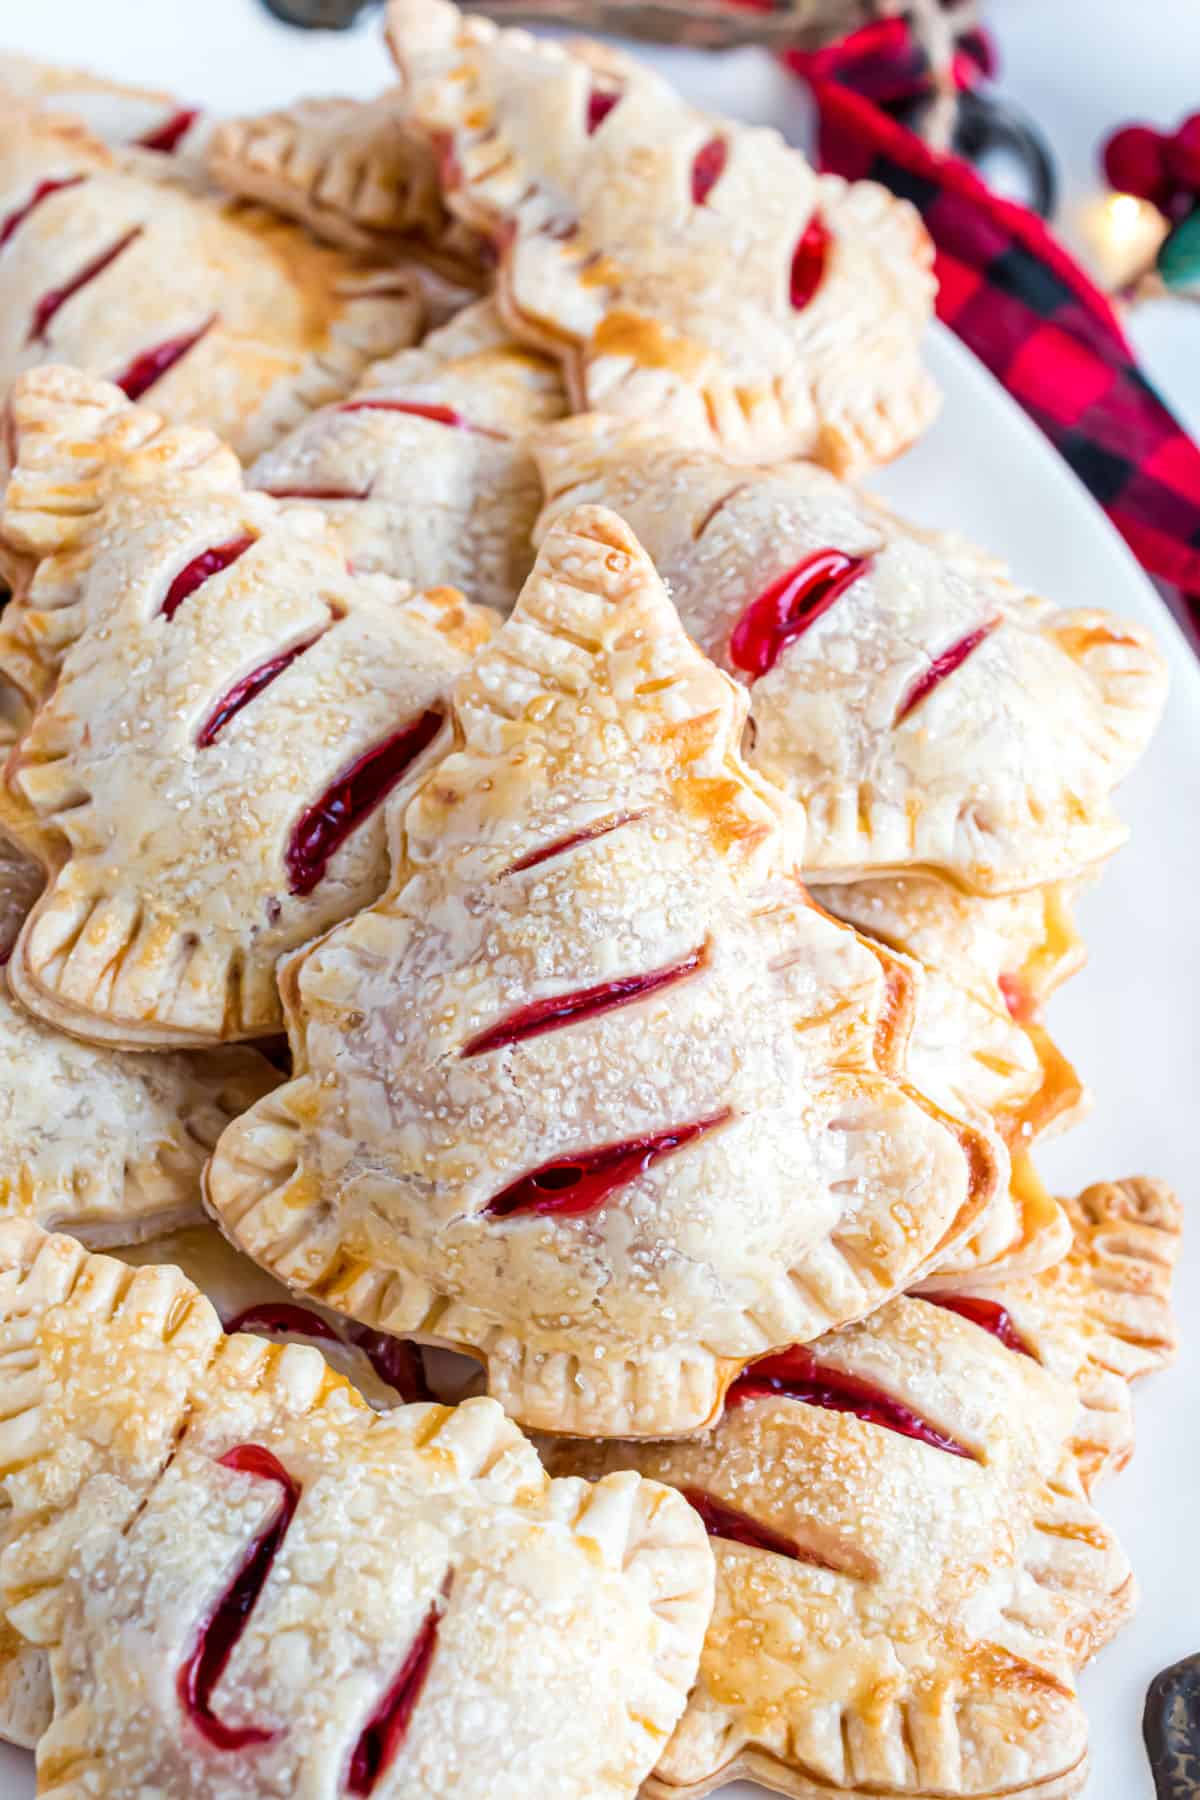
(1166, 113), (1200, 189)
(1104, 124), (1170, 204)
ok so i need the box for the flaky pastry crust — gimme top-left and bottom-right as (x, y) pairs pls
(0, 1221), (712, 1796)
(386, 0), (938, 473)
(0, 366), (494, 1047)
(251, 298), (566, 613)
(535, 419), (1167, 894)
(0, 107), (421, 467)
(206, 503), (1002, 1438)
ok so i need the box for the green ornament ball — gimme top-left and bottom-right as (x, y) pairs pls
(1157, 207), (1200, 288)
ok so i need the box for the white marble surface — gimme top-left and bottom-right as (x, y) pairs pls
(0, 6), (1198, 1798)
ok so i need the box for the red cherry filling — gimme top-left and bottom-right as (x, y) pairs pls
(894, 620), (997, 725)
(160, 536), (255, 622)
(338, 399), (504, 440)
(347, 1588), (448, 1795)
(728, 550), (871, 679)
(0, 175), (86, 250)
(224, 1305), (433, 1403)
(998, 972), (1034, 1025)
(691, 136), (727, 205)
(586, 88), (620, 133)
(285, 708), (444, 897)
(259, 483), (371, 501)
(113, 316), (214, 401)
(28, 225), (142, 344)
(486, 1111), (729, 1220)
(196, 630), (327, 747)
(343, 1327), (433, 1404)
(177, 1444), (300, 1750)
(136, 107), (200, 153)
(726, 1346), (976, 1459)
(507, 812), (641, 875)
(225, 1301), (340, 1345)
(920, 1293), (1037, 1359)
(682, 1489), (837, 1567)
(789, 211), (832, 310)
(461, 945), (705, 1058)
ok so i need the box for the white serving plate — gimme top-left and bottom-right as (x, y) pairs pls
(2, 6), (1198, 1796)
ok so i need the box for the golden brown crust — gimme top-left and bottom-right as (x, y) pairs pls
(0, 107), (422, 466)
(386, 0), (938, 473)
(208, 503), (1003, 1439)
(0, 1220), (712, 1796)
(207, 92), (487, 282)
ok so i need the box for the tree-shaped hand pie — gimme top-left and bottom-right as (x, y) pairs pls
(813, 877), (1089, 1282)
(251, 299), (566, 614)
(0, 822), (281, 1248)
(0, 366), (495, 1048)
(934, 1175), (1182, 1497)
(547, 1174), (1181, 1800)
(0, 1216), (439, 1750)
(207, 91), (488, 281)
(0, 107), (422, 468)
(383, 0), (938, 475)
(0, 1221), (713, 1797)
(536, 418), (1167, 895)
(207, 504), (1003, 1439)
(0, 52), (206, 162)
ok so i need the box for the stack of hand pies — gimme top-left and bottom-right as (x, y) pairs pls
(0, 11), (1180, 1798)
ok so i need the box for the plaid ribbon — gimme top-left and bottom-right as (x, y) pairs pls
(787, 52), (1200, 608)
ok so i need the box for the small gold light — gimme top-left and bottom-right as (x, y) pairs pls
(1078, 191), (1169, 290)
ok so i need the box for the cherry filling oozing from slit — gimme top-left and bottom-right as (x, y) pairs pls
(586, 87), (620, 133)
(114, 316), (214, 401)
(486, 1112), (729, 1220)
(894, 620), (998, 725)
(27, 225), (141, 344)
(726, 1346), (977, 1459)
(920, 1293), (1037, 1359)
(338, 399), (504, 439)
(507, 812), (642, 875)
(286, 708), (444, 897)
(691, 136), (727, 205)
(998, 971), (1034, 1024)
(0, 175), (86, 250)
(197, 630), (327, 747)
(177, 1445), (300, 1750)
(682, 1489), (837, 1569)
(347, 1586), (449, 1796)
(462, 945), (706, 1058)
(790, 210), (832, 310)
(136, 107), (200, 153)
(224, 1305), (433, 1404)
(728, 550), (871, 679)
(260, 483), (372, 502)
(160, 537), (255, 622)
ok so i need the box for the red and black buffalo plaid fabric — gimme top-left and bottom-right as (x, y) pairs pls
(786, 46), (1200, 616)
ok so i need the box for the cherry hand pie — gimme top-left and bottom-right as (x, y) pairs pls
(0, 106), (421, 466)
(0, 810), (281, 1248)
(208, 92), (487, 284)
(939, 1175), (1181, 1496)
(811, 877), (1088, 1280)
(0, 1219), (441, 1749)
(536, 418), (1168, 894)
(547, 1174), (1180, 1800)
(0, 365), (494, 1047)
(207, 502), (1002, 1439)
(0, 53), (207, 161)
(120, 1225), (441, 1411)
(250, 298), (566, 613)
(384, 0), (938, 474)
(0, 1220), (713, 1796)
